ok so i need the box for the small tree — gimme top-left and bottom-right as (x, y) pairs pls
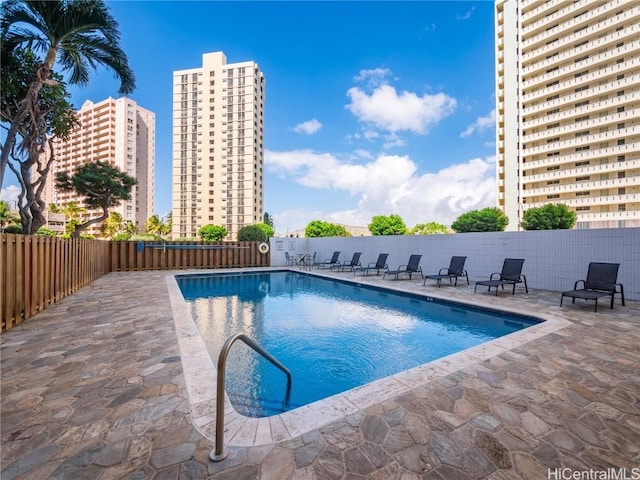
(0, 200), (20, 231)
(411, 222), (450, 235)
(521, 203), (576, 230)
(255, 222), (274, 238)
(368, 214), (407, 236)
(451, 207), (509, 233)
(237, 225), (267, 242)
(198, 224), (227, 241)
(304, 220), (350, 238)
(55, 161), (136, 238)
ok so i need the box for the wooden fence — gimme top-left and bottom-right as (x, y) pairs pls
(1, 236), (270, 333)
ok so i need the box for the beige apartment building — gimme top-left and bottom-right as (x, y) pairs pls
(47, 97), (155, 235)
(171, 51), (265, 240)
(496, 0), (639, 230)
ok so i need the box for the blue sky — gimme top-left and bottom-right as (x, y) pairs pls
(1, 1), (498, 235)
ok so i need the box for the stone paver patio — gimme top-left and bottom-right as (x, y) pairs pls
(1, 268), (639, 479)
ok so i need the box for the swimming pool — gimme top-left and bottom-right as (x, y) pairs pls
(177, 270), (541, 418)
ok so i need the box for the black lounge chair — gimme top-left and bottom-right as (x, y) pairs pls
(354, 253), (389, 276)
(423, 256), (469, 287)
(560, 262), (625, 312)
(383, 254), (423, 280)
(474, 258), (528, 296)
(332, 252), (363, 272)
(312, 251), (340, 269)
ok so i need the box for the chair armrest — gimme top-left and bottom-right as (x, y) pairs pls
(489, 272), (501, 280)
(367, 262), (377, 267)
(573, 279), (586, 289)
(438, 267), (449, 275)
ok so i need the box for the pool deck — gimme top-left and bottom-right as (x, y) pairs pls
(1, 268), (639, 479)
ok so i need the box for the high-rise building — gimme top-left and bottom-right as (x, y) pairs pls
(47, 97), (155, 235)
(171, 51), (265, 240)
(496, 0), (639, 230)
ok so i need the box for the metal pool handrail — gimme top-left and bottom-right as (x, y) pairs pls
(210, 333), (292, 462)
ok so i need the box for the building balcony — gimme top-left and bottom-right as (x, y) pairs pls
(522, 0), (564, 22)
(522, 176), (639, 197)
(524, 91), (639, 128)
(523, 126), (637, 156)
(524, 109), (639, 142)
(526, 192), (639, 209)
(522, 0), (637, 51)
(523, 27), (638, 74)
(575, 210), (640, 222)
(523, 55), (639, 96)
(522, 142), (638, 170)
(522, 7), (640, 63)
(523, 158), (640, 180)
(522, 77), (639, 116)
(522, 0), (591, 36)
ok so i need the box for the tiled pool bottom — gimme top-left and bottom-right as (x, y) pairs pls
(167, 268), (571, 449)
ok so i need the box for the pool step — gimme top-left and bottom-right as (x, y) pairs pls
(226, 390), (302, 416)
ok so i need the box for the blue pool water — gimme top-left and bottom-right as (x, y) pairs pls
(177, 271), (540, 417)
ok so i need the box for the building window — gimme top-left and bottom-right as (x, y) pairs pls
(547, 194), (560, 199)
(576, 176), (590, 182)
(576, 191), (590, 196)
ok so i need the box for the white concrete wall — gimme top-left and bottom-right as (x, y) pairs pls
(270, 228), (640, 300)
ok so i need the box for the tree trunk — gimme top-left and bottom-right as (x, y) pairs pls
(1, 47), (57, 229)
(71, 206), (110, 238)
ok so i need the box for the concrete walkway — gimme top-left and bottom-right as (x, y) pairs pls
(1, 270), (639, 479)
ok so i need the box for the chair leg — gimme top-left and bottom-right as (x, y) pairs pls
(560, 294), (564, 307)
(610, 292), (614, 309)
(594, 298), (598, 313)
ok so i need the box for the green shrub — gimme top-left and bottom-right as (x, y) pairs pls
(3, 225), (23, 234)
(237, 225), (268, 242)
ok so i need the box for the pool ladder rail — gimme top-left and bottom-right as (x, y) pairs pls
(210, 333), (292, 462)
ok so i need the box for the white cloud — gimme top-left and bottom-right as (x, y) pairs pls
(456, 6), (475, 20)
(346, 85), (457, 134)
(293, 118), (323, 135)
(460, 109), (496, 138)
(0, 185), (20, 207)
(353, 68), (392, 88)
(266, 149), (496, 230)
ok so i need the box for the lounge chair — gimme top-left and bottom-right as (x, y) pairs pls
(297, 252), (315, 269)
(332, 252), (363, 272)
(474, 258), (528, 296)
(312, 251), (340, 269)
(423, 256), (469, 287)
(354, 253), (389, 276)
(383, 254), (423, 280)
(560, 262), (625, 312)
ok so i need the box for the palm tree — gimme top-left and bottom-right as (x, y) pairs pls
(145, 214), (162, 235)
(60, 201), (85, 220)
(0, 0), (136, 189)
(101, 211), (124, 238)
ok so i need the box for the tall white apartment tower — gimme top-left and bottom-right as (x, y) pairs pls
(171, 51), (265, 240)
(48, 97), (155, 234)
(496, 0), (639, 230)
